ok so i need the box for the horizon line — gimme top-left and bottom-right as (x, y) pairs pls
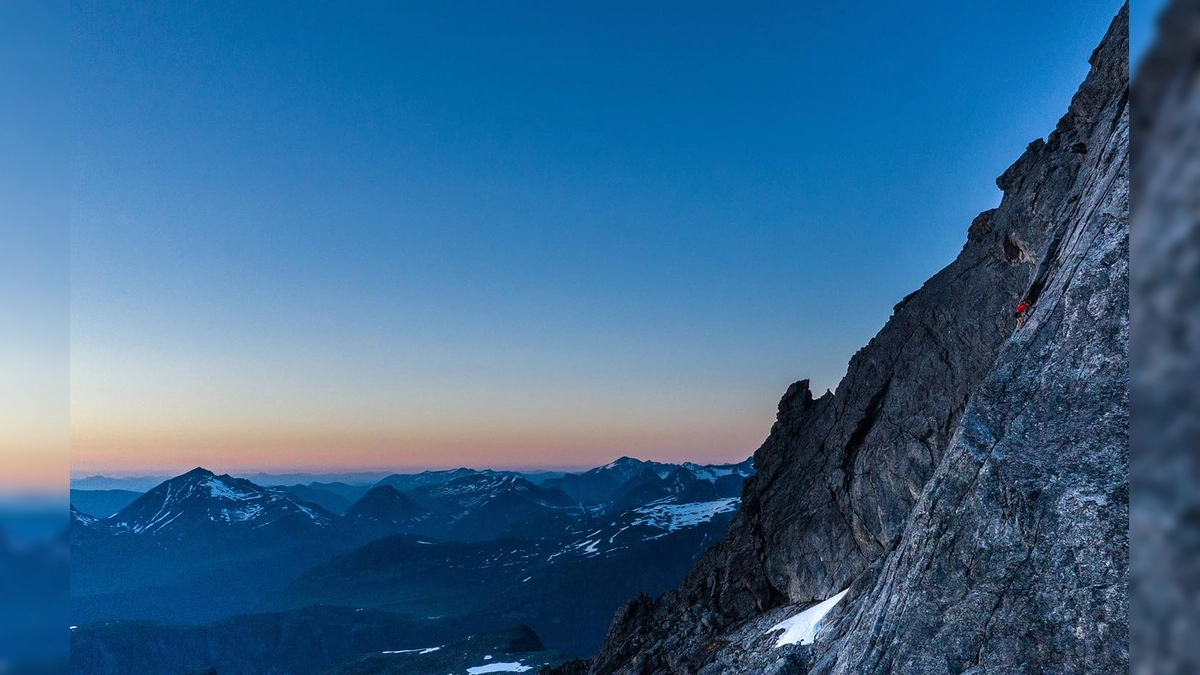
(69, 455), (754, 480)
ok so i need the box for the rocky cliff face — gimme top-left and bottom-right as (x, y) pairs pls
(549, 5), (1128, 674)
(810, 9), (1129, 672)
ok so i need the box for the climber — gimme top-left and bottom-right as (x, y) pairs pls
(1014, 299), (1030, 329)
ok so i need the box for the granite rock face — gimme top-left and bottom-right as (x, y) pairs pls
(548, 5), (1128, 674)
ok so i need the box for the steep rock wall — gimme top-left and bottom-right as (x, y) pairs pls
(813, 7), (1128, 672)
(553, 5), (1128, 674)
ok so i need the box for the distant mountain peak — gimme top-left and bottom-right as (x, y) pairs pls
(106, 469), (333, 538)
(342, 484), (426, 527)
(601, 456), (643, 470)
(348, 484), (422, 509)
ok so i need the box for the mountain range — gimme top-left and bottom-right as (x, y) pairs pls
(70, 456), (754, 671)
(71, 458), (753, 547)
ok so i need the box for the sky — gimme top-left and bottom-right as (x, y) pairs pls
(66, 0), (1129, 478)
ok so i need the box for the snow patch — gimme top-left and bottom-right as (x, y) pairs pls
(204, 477), (255, 501)
(218, 504), (264, 523)
(608, 525), (631, 543)
(382, 645), (442, 655)
(466, 662), (531, 674)
(767, 589), (848, 647)
(630, 497), (740, 532)
(571, 539), (600, 555)
(291, 500), (325, 521)
(682, 462), (739, 482)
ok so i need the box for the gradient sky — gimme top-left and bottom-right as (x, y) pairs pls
(69, 0), (1127, 477)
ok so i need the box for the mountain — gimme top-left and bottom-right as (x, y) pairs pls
(268, 483), (745, 656)
(551, 495), (742, 561)
(265, 498), (737, 657)
(277, 483), (356, 515)
(543, 457), (672, 505)
(239, 471), (391, 486)
(70, 489), (143, 519)
(544, 457), (753, 508)
(374, 467), (485, 492)
(70, 505), (100, 528)
(555, 7), (1129, 674)
(605, 464), (744, 514)
(105, 467), (333, 541)
(71, 470), (354, 626)
(70, 459), (752, 634)
(70, 475), (172, 492)
(406, 472), (582, 542)
(306, 480), (373, 503)
(263, 476), (745, 656)
(809, 12), (1129, 672)
(521, 470), (570, 485)
(681, 458), (755, 496)
(339, 485), (430, 539)
(70, 505), (110, 545)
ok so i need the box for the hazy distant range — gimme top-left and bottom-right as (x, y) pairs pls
(71, 469), (570, 492)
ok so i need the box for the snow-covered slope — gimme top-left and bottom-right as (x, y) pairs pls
(548, 496), (741, 563)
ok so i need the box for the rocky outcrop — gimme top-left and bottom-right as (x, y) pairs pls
(810, 8), (1128, 672)
(549, 5), (1128, 674)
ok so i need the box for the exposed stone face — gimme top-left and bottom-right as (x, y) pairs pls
(812, 9), (1129, 672)
(547, 5), (1129, 674)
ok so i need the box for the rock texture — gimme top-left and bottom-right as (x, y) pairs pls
(548, 5), (1128, 674)
(811, 8), (1129, 672)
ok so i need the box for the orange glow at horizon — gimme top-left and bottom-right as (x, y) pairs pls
(70, 421), (766, 477)
(69, 347), (789, 478)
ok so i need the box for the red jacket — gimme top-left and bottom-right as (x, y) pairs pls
(1015, 301), (1029, 315)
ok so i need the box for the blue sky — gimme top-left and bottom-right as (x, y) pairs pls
(69, 0), (1128, 474)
